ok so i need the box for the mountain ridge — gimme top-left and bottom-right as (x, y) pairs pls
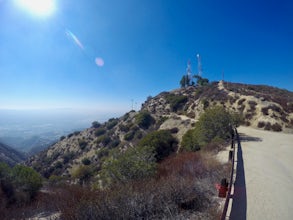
(26, 81), (293, 178)
(0, 142), (26, 166)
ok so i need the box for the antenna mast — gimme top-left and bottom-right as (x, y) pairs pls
(196, 54), (202, 76)
(186, 59), (192, 86)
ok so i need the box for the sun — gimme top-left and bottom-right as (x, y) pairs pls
(15, 0), (56, 17)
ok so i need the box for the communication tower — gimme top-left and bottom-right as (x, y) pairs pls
(196, 54), (202, 76)
(186, 59), (192, 85)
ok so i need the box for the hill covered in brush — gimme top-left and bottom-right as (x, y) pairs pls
(26, 81), (293, 179)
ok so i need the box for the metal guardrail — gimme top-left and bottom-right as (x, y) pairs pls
(220, 128), (237, 220)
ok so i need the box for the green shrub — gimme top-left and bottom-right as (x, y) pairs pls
(134, 130), (143, 139)
(95, 128), (106, 136)
(109, 139), (120, 148)
(138, 130), (177, 161)
(92, 121), (101, 128)
(166, 94), (188, 112)
(124, 131), (135, 141)
(119, 123), (130, 132)
(106, 118), (119, 129)
(72, 165), (94, 185)
(181, 106), (234, 151)
(4, 164), (43, 201)
(97, 135), (111, 146)
(135, 111), (154, 129)
(100, 146), (156, 184)
(63, 152), (75, 164)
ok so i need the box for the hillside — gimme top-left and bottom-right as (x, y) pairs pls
(0, 142), (26, 166)
(26, 81), (293, 178)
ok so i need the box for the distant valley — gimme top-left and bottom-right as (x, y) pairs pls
(0, 109), (124, 155)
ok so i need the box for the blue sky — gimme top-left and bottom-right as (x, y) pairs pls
(0, 0), (292, 113)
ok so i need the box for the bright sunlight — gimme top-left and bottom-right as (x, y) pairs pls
(14, 0), (56, 17)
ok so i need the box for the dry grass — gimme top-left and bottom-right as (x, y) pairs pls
(2, 151), (229, 220)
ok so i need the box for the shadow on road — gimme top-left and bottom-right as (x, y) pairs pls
(230, 132), (247, 220)
(238, 133), (262, 142)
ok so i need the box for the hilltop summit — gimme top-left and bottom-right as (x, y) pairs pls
(26, 81), (293, 178)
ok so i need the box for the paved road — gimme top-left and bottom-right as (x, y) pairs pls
(230, 126), (293, 220)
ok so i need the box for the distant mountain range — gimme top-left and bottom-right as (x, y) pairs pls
(0, 142), (26, 166)
(26, 81), (293, 178)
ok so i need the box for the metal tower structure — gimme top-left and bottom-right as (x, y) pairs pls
(196, 54), (202, 76)
(186, 59), (192, 85)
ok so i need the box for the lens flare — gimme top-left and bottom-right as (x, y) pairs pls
(95, 57), (104, 67)
(65, 29), (84, 50)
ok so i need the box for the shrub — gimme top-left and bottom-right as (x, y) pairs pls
(1, 164), (43, 203)
(257, 121), (266, 128)
(135, 111), (154, 129)
(138, 130), (177, 161)
(201, 98), (209, 109)
(264, 122), (271, 130)
(96, 135), (111, 146)
(100, 146), (157, 184)
(262, 107), (269, 115)
(271, 123), (282, 132)
(109, 139), (120, 149)
(74, 131), (81, 136)
(124, 130), (135, 141)
(181, 106), (234, 151)
(134, 130), (143, 139)
(67, 133), (74, 138)
(97, 148), (109, 159)
(106, 118), (119, 129)
(181, 128), (201, 152)
(95, 128), (106, 136)
(92, 121), (101, 128)
(119, 123), (130, 132)
(238, 98), (246, 105)
(166, 94), (188, 112)
(170, 127), (179, 134)
(78, 140), (88, 150)
(72, 166), (94, 185)
(82, 158), (91, 166)
(63, 152), (75, 164)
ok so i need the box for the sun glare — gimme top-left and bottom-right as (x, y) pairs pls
(15, 0), (56, 17)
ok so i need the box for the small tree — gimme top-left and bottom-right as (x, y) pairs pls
(194, 75), (209, 86)
(180, 75), (191, 88)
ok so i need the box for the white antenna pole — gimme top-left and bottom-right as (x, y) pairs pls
(196, 54), (202, 76)
(186, 59), (192, 86)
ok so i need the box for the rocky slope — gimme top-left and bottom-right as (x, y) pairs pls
(0, 142), (26, 166)
(26, 81), (293, 178)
